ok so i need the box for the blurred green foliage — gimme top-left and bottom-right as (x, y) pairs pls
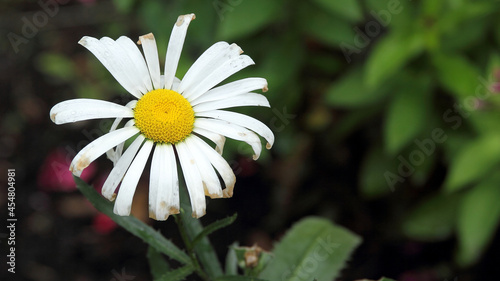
(33, 0), (500, 276)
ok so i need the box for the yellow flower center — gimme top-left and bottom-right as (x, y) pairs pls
(134, 89), (194, 144)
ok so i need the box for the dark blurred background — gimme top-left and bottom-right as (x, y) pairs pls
(2, 0), (500, 280)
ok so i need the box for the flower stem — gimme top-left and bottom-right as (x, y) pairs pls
(174, 213), (210, 281)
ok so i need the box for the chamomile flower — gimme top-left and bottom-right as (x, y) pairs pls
(50, 14), (273, 220)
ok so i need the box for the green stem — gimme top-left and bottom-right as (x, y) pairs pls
(175, 213), (210, 281)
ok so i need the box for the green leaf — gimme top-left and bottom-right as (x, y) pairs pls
(74, 176), (191, 265)
(225, 243), (239, 275)
(155, 265), (195, 281)
(444, 133), (500, 192)
(384, 75), (432, 154)
(147, 246), (171, 280)
(468, 111), (500, 135)
(440, 16), (489, 51)
(216, 0), (282, 40)
(456, 173), (500, 266)
(311, 0), (362, 22)
(403, 193), (461, 242)
(191, 213), (237, 247)
(325, 66), (391, 108)
(432, 52), (480, 98)
(359, 145), (397, 199)
(259, 217), (361, 281)
(298, 2), (355, 47)
(410, 149), (437, 187)
(215, 276), (269, 281)
(365, 30), (424, 87)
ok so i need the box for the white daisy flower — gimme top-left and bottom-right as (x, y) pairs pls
(49, 13), (273, 220)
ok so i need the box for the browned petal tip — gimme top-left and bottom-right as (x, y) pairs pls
(137, 33), (154, 45)
(176, 13), (196, 26)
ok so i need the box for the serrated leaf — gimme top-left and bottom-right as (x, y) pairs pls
(403, 193), (461, 242)
(325, 67), (391, 108)
(192, 213), (237, 247)
(444, 133), (500, 192)
(432, 52), (480, 98)
(365, 30), (424, 87)
(216, 0), (282, 40)
(311, 0), (362, 22)
(74, 176), (191, 265)
(147, 246), (171, 280)
(384, 76), (431, 154)
(456, 173), (500, 266)
(259, 217), (361, 281)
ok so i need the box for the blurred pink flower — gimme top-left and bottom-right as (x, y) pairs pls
(38, 148), (96, 192)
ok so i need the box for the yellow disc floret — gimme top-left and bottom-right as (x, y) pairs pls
(134, 89), (194, 144)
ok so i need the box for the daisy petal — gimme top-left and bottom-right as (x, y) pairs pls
(70, 126), (140, 177)
(101, 37), (150, 95)
(106, 100), (137, 164)
(195, 118), (263, 160)
(79, 36), (143, 98)
(189, 135), (236, 198)
(113, 119), (136, 161)
(197, 110), (274, 149)
(192, 127), (226, 154)
(116, 36), (153, 92)
(164, 13), (196, 90)
(176, 141), (206, 218)
(183, 55), (255, 101)
(139, 33), (161, 90)
(149, 145), (160, 218)
(152, 144), (179, 220)
(50, 99), (133, 124)
(185, 136), (223, 198)
(102, 135), (145, 200)
(114, 140), (154, 216)
(177, 42), (239, 97)
(191, 77), (268, 106)
(193, 93), (270, 113)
